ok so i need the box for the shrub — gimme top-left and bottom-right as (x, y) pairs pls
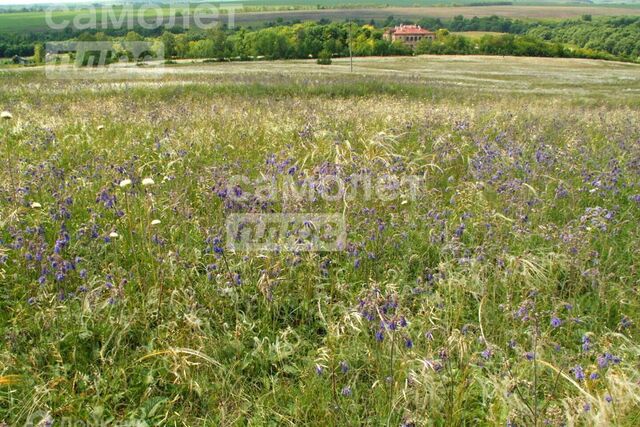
(317, 49), (332, 65)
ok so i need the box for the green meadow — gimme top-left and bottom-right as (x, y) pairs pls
(1, 56), (640, 425)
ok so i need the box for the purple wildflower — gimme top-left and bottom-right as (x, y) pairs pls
(620, 316), (632, 329)
(573, 365), (585, 382)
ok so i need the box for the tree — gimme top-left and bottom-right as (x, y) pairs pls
(124, 31), (144, 42)
(436, 29), (450, 40)
(175, 34), (189, 58)
(415, 38), (434, 55)
(207, 29), (230, 59)
(161, 32), (176, 58)
(94, 32), (109, 42)
(33, 43), (44, 64)
(77, 32), (97, 42)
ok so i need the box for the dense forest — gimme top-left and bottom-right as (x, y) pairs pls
(527, 16), (640, 58)
(0, 15), (638, 63)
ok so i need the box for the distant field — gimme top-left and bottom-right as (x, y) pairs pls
(163, 55), (640, 99)
(242, 0), (618, 6)
(2, 5), (640, 33)
(232, 5), (640, 23)
(4, 55), (639, 100)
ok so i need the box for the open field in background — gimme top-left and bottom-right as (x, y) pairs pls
(237, 0), (640, 6)
(2, 5), (640, 33)
(231, 4), (640, 23)
(6, 55), (637, 100)
(1, 56), (640, 425)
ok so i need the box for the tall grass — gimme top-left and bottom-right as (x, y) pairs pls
(0, 69), (639, 425)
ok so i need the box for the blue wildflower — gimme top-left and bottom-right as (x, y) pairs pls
(620, 316), (632, 329)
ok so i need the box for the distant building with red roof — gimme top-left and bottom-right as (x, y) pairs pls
(384, 25), (435, 49)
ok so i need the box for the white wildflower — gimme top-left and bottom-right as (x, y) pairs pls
(109, 232), (119, 238)
(1, 111), (12, 120)
(30, 202), (42, 208)
(141, 177), (155, 186)
(119, 179), (132, 188)
(151, 219), (161, 225)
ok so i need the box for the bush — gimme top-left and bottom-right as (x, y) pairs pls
(317, 49), (332, 65)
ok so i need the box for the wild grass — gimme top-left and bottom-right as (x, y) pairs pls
(1, 59), (640, 425)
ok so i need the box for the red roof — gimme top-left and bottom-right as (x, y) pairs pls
(391, 25), (432, 35)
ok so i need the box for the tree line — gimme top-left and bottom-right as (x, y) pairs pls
(527, 16), (640, 59)
(1, 15), (638, 63)
(414, 30), (617, 62)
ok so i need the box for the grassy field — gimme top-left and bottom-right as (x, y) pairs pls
(233, 0), (640, 6)
(2, 4), (640, 33)
(62, 55), (640, 99)
(1, 56), (640, 425)
(231, 4), (640, 23)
